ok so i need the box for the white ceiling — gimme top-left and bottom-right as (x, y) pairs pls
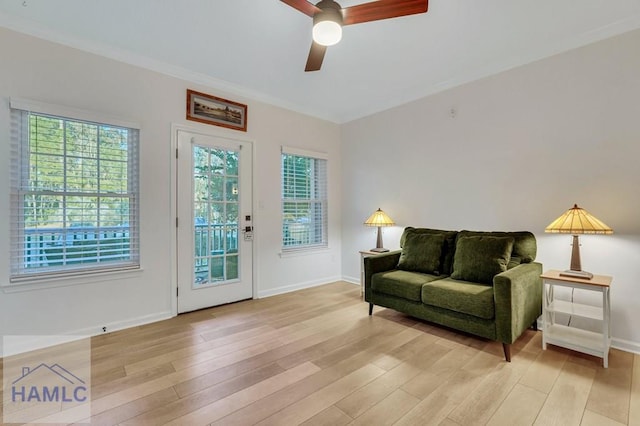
(1, 0), (640, 123)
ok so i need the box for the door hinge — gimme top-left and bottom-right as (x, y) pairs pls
(176, 217), (178, 228)
(176, 287), (179, 297)
(176, 148), (179, 159)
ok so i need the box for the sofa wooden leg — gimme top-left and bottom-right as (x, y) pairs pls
(502, 343), (512, 362)
(369, 303), (373, 316)
(532, 320), (538, 331)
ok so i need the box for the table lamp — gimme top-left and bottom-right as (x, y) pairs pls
(545, 204), (613, 279)
(364, 208), (395, 252)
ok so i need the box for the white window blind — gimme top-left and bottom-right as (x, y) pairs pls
(9, 104), (140, 283)
(281, 146), (328, 251)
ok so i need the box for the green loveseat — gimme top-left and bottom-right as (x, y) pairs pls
(364, 227), (542, 362)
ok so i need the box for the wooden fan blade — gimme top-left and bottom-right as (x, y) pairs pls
(305, 41), (327, 72)
(342, 0), (428, 26)
(280, 0), (321, 17)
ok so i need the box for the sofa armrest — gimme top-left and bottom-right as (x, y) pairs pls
(493, 262), (543, 344)
(364, 251), (401, 291)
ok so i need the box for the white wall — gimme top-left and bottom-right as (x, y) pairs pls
(341, 28), (640, 351)
(4, 24), (640, 354)
(0, 28), (341, 351)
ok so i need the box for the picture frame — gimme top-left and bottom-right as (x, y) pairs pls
(186, 89), (247, 132)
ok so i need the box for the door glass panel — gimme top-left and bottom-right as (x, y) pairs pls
(226, 203), (238, 224)
(193, 146), (208, 172)
(226, 151), (238, 175)
(209, 176), (224, 201)
(195, 258), (208, 285)
(226, 177), (238, 202)
(192, 145), (240, 287)
(226, 255), (239, 280)
(211, 149), (225, 174)
(210, 255), (224, 281)
(210, 202), (224, 225)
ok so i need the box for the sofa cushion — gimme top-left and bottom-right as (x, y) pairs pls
(457, 230), (536, 264)
(400, 227), (458, 275)
(371, 270), (440, 302)
(397, 232), (445, 274)
(508, 255), (522, 269)
(421, 278), (495, 319)
(451, 235), (514, 284)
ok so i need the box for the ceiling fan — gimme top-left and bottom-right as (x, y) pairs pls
(281, 0), (429, 71)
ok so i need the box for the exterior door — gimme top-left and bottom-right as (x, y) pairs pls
(177, 130), (253, 313)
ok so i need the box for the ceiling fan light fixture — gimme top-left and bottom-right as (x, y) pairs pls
(282, 0), (429, 71)
(312, 7), (343, 46)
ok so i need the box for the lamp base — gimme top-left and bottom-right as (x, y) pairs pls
(559, 270), (594, 280)
(370, 247), (389, 253)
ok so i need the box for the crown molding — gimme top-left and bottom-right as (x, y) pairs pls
(2, 11), (639, 125)
(0, 12), (341, 124)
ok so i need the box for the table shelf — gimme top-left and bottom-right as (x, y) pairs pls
(547, 300), (603, 321)
(545, 324), (607, 358)
(541, 270), (612, 368)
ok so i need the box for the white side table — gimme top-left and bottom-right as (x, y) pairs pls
(359, 250), (379, 299)
(541, 270), (612, 367)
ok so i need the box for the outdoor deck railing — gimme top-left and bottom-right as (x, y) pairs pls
(23, 222), (239, 271)
(194, 223), (239, 280)
(23, 225), (131, 269)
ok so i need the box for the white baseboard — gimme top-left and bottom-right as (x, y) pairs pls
(342, 275), (360, 285)
(1, 311), (174, 356)
(1, 335), (88, 357)
(257, 276), (343, 298)
(72, 310), (174, 337)
(612, 337), (640, 355)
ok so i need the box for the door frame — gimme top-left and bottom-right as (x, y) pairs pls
(170, 123), (257, 316)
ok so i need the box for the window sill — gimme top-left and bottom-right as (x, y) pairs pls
(2, 267), (143, 293)
(279, 246), (331, 258)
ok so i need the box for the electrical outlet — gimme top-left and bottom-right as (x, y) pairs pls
(102, 326), (107, 333)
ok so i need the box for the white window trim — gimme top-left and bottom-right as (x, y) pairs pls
(278, 246), (331, 258)
(7, 99), (141, 287)
(281, 145), (328, 160)
(1, 268), (144, 293)
(281, 145), (328, 252)
(10, 98), (140, 130)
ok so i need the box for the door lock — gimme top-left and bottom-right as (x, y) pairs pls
(242, 225), (253, 241)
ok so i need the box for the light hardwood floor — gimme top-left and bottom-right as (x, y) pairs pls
(2, 281), (640, 425)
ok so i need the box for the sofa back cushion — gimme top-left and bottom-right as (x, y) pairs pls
(400, 227), (458, 275)
(397, 232), (445, 275)
(451, 235), (514, 284)
(457, 230), (537, 265)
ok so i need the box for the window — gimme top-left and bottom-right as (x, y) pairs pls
(281, 146), (328, 251)
(9, 99), (140, 282)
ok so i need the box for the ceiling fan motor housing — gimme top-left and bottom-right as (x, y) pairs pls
(312, 0), (343, 46)
(313, 0), (343, 25)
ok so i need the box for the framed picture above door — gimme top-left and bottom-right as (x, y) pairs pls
(186, 89), (248, 132)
